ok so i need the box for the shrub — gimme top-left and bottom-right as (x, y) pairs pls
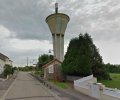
(2, 64), (14, 78)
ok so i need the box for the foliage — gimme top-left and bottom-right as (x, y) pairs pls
(37, 54), (54, 68)
(2, 64), (14, 78)
(62, 33), (109, 80)
(18, 66), (36, 71)
(50, 80), (70, 89)
(105, 63), (120, 73)
(98, 73), (120, 89)
(34, 69), (44, 77)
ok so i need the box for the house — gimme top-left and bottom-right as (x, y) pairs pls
(43, 59), (63, 81)
(0, 53), (12, 74)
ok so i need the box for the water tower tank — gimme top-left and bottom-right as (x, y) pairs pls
(46, 3), (70, 61)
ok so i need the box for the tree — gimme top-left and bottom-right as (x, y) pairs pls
(105, 63), (120, 73)
(62, 33), (110, 80)
(37, 54), (54, 68)
(17, 66), (36, 72)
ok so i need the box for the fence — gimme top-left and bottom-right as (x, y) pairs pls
(102, 87), (120, 100)
(74, 75), (94, 85)
(74, 75), (120, 100)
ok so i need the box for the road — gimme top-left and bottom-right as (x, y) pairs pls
(2, 72), (62, 100)
(0, 77), (14, 98)
(1, 72), (97, 100)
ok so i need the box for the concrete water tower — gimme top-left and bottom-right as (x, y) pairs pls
(46, 3), (70, 62)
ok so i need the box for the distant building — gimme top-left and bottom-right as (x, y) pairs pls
(0, 53), (12, 74)
(43, 59), (63, 81)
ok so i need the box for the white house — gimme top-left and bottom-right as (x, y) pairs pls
(0, 53), (12, 74)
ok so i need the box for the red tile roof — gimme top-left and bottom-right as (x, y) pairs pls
(42, 59), (62, 68)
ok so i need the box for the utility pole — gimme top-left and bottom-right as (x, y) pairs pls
(27, 57), (28, 67)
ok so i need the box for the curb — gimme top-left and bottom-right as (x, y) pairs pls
(30, 74), (63, 100)
(31, 74), (98, 100)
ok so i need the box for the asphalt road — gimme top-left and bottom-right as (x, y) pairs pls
(2, 72), (97, 100)
(0, 78), (14, 98)
(3, 72), (62, 100)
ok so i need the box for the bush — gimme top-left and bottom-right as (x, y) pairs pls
(34, 70), (44, 77)
(2, 64), (14, 78)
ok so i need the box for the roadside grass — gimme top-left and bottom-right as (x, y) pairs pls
(34, 71), (41, 75)
(33, 70), (44, 77)
(98, 73), (120, 89)
(50, 80), (71, 89)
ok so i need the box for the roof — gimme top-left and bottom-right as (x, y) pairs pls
(0, 53), (9, 61)
(42, 59), (62, 68)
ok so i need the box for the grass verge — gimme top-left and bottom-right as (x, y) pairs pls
(50, 80), (71, 89)
(98, 73), (120, 89)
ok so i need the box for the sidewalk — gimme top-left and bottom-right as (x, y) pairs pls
(0, 77), (15, 98)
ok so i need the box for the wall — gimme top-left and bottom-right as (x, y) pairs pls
(74, 75), (120, 100)
(66, 75), (82, 82)
(5, 58), (12, 66)
(44, 60), (63, 81)
(0, 59), (5, 74)
(102, 88), (120, 100)
(74, 85), (89, 95)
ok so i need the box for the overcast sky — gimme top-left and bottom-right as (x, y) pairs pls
(0, 0), (120, 66)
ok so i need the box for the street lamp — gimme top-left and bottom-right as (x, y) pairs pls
(48, 49), (53, 54)
(46, 3), (70, 62)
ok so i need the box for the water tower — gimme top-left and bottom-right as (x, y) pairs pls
(46, 3), (70, 62)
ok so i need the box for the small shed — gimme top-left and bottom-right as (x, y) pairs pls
(43, 59), (63, 81)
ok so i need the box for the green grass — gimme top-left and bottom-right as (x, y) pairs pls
(50, 80), (70, 89)
(98, 73), (120, 89)
(34, 70), (44, 76)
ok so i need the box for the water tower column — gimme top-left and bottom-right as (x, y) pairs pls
(52, 33), (64, 61)
(46, 3), (70, 62)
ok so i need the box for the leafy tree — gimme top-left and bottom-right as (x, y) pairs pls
(17, 66), (36, 72)
(105, 63), (120, 73)
(37, 54), (54, 68)
(62, 33), (110, 80)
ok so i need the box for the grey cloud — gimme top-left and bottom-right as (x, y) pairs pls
(66, 0), (120, 41)
(0, 0), (120, 42)
(0, 0), (53, 40)
(1, 0), (120, 65)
